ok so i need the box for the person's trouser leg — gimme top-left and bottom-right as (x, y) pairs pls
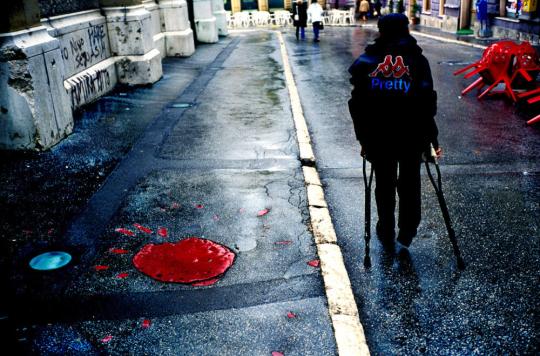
(373, 159), (398, 240)
(295, 26), (299, 40)
(300, 27), (305, 39)
(313, 24), (319, 40)
(397, 157), (421, 246)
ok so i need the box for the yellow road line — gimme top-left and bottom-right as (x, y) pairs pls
(276, 30), (371, 356)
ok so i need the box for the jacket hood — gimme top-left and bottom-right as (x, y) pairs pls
(365, 35), (423, 56)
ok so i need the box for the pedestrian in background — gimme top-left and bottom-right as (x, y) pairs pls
(308, 0), (324, 42)
(348, 13), (441, 253)
(359, 0), (370, 24)
(292, 0), (308, 40)
(374, 0), (382, 17)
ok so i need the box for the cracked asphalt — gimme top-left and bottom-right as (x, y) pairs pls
(1, 26), (538, 355)
(1, 32), (336, 355)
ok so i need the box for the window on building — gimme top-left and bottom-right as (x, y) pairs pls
(505, 0), (522, 17)
(423, 0), (431, 12)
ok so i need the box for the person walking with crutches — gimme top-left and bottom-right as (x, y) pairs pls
(348, 14), (441, 258)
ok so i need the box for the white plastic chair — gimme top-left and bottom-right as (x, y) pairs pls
(226, 11), (234, 28)
(274, 10), (292, 26)
(330, 9), (342, 26)
(255, 11), (271, 26)
(343, 8), (355, 25)
(322, 11), (331, 25)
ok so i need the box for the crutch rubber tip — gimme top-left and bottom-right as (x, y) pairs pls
(456, 257), (465, 270)
(364, 255), (372, 269)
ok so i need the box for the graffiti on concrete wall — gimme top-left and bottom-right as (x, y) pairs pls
(60, 23), (110, 77)
(67, 67), (114, 109)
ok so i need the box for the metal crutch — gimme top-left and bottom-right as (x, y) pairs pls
(363, 156), (374, 269)
(424, 145), (466, 270)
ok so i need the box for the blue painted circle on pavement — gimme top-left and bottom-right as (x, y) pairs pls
(29, 251), (72, 271)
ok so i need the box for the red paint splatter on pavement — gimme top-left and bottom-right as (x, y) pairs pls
(287, 312), (297, 318)
(275, 240), (293, 245)
(157, 227), (168, 238)
(94, 265), (109, 271)
(191, 278), (220, 287)
(115, 228), (135, 237)
(109, 248), (129, 255)
(195, 204), (204, 209)
(100, 335), (113, 343)
(142, 319), (151, 328)
(272, 352), (284, 356)
(257, 209), (269, 216)
(116, 272), (129, 279)
(132, 238), (235, 284)
(307, 259), (320, 267)
(133, 223), (153, 234)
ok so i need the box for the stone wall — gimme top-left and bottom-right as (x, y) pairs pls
(1, 0), (200, 151)
(39, 0), (100, 18)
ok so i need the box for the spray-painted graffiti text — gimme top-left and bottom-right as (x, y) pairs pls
(60, 24), (109, 74)
(68, 68), (113, 109)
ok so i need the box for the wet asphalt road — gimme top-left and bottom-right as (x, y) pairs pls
(2, 33), (337, 355)
(285, 26), (539, 354)
(0, 26), (538, 355)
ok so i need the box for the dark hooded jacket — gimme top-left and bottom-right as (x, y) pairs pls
(348, 34), (438, 160)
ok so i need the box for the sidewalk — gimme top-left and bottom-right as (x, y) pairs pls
(2, 33), (346, 354)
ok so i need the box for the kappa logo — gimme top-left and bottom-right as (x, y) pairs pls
(369, 55), (410, 78)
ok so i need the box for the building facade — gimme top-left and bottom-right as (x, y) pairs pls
(413, 0), (539, 42)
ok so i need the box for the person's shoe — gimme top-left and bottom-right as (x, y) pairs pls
(314, 38), (320, 42)
(397, 229), (416, 248)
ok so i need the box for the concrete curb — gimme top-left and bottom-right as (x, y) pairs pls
(410, 30), (489, 50)
(276, 31), (370, 356)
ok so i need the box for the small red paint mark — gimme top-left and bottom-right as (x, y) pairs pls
(275, 240), (293, 245)
(157, 227), (168, 238)
(94, 265), (109, 271)
(115, 228), (135, 237)
(257, 209), (269, 216)
(191, 278), (220, 287)
(213, 215), (220, 221)
(195, 204), (204, 209)
(141, 319), (151, 328)
(132, 238), (235, 284)
(101, 335), (113, 343)
(307, 259), (320, 267)
(171, 202), (180, 209)
(116, 272), (129, 279)
(239, 208), (245, 214)
(287, 312), (297, 318)
(133, 223), (153, 234)
(109, 248), (129, 255)
(272, 352), (284, 356)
